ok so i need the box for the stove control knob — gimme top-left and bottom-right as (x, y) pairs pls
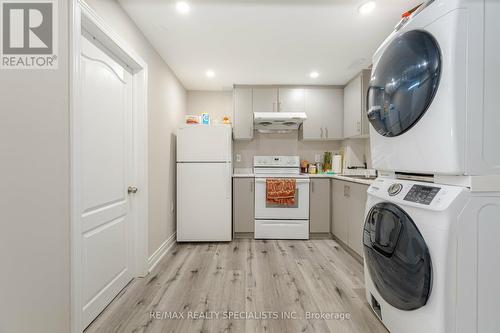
(388, 183), (403, 196)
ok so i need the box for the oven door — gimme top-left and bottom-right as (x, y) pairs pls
(254, 178), (310, 220)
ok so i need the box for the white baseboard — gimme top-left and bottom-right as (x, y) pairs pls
(147, 232), (176, 272)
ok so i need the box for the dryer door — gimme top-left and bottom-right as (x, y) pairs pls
(363, 202), (432, 310)
(367, 30), (441, 137)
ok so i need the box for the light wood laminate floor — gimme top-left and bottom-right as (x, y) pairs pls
(85, 239), (388, 333)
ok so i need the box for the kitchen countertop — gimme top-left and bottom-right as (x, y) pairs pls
(232, 172), (375, 185)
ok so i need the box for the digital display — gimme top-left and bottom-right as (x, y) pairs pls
(403, 185), (440, 205)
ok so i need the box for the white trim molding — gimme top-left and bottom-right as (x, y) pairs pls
(70, 1), (149, 332)
(148, 233), (177, 272)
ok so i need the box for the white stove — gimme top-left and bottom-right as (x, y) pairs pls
(253, 156), (310, 239)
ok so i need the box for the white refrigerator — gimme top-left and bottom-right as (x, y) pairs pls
(176, 125), (232, 241)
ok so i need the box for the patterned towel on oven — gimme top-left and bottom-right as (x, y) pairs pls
(266, 178), (296, 206)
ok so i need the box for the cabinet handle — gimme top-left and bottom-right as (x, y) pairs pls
(278, 101), (282, 112)
(250, 181), (254, 192)
(344, 185), (350, 198)
(320, 127), (323, 138)
(325, 127), (329, 138)
(356, 121), (361, 132)
(311, 181), (314, 192)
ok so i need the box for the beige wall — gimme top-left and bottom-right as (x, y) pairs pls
(234, 132), (343, 168)
(84, 0), (187, 256)
(187, 90), (232, 124)
(342, 138), (372, 169)
(0, 1), (70, 332)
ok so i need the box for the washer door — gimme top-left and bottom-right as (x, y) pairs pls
(367, 30), (441, 137)
(363, 202), (432, 310)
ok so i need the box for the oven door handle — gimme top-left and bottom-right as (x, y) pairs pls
(255, 178), (310, 184)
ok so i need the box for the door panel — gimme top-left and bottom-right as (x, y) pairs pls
(233, 178), (254, 233)
(310, 179), (330, 233)
(254, 178), (310, 220)
(363, 202), (432, 310)
(80, 34), (133, 329)
(344, 75), (362, 138)
(303, 88), (326, 140)
(233, 88), (253, 140)
(347, 183), (368, 256)
(177, 163), (232, 241)
(253, 88), (278, 112)
(332, 180), (348, 243)
(279, 88), (305, 113)
(323, 89), (344, 139)
(367, 30), (441, 137)
(177, 125), (232, 162)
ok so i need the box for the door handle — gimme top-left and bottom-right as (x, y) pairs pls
(128, 186), (138, 194)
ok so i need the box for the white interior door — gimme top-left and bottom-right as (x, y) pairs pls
(79, 34), (134, 329)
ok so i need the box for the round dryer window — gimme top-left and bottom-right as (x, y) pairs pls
(367, 30), (441, 137)
(363, 202), (432, 311)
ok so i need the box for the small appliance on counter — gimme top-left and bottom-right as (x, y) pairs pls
(332, 154), (342, 174)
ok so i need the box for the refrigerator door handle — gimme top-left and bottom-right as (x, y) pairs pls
(226, 163), (231, 199)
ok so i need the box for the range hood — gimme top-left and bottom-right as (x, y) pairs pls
(253, 112), (307, 133)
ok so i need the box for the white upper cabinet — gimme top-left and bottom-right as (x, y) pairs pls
(343, 69), (370, 138)
(252, 88), (278, 113)
(233, 85), (346, 140)
(278, 88), (305, 113)
(233, 87), (253, 140)
(301, 88), (343, 140)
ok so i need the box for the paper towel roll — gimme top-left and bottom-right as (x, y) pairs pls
(332, 155), (342, 174)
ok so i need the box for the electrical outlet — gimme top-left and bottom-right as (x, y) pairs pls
(315, 154), (321, 163)
(236, 154), (242, 162)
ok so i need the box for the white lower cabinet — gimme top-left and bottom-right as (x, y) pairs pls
(331, 179), (369, 256)
(233, 178), (254, 233)
(310, 178), (331, 233)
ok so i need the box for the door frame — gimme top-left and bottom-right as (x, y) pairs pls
(70, 1), (149, 332)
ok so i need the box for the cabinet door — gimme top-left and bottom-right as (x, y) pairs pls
(278, 88), (305, 113)
(253, 88), (278, 113)
(302, 88), (325, 140)
(322, 88), (344, 140)
(347, 182), (369, 257)
(233, 88), (253, 140)
(233, 178), (255, 233)
(331, 180), (348, 243)
(309, 179), (330, 233)
(343, 75), (362, 138)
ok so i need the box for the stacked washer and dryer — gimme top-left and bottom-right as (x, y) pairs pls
(362, 1), (500, 333)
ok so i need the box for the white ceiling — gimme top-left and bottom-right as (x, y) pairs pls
(118, 0), (420, 90)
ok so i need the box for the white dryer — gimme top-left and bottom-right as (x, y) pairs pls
(363, 177), (500, 333)
(367, 0), (500, 175)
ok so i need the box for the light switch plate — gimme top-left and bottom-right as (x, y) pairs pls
(236, 154), (242, 162)
(315, 154), (321, 163)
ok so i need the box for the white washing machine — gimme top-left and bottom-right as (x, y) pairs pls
(367, 0), (500, 175)
(363, 177), (500, 333)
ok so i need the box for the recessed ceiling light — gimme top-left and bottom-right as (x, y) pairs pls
(310, 71), (319, 79)
(358, 1), (376, 14)
(206, 70), (215, 78)
(176, 1), (190, 14)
